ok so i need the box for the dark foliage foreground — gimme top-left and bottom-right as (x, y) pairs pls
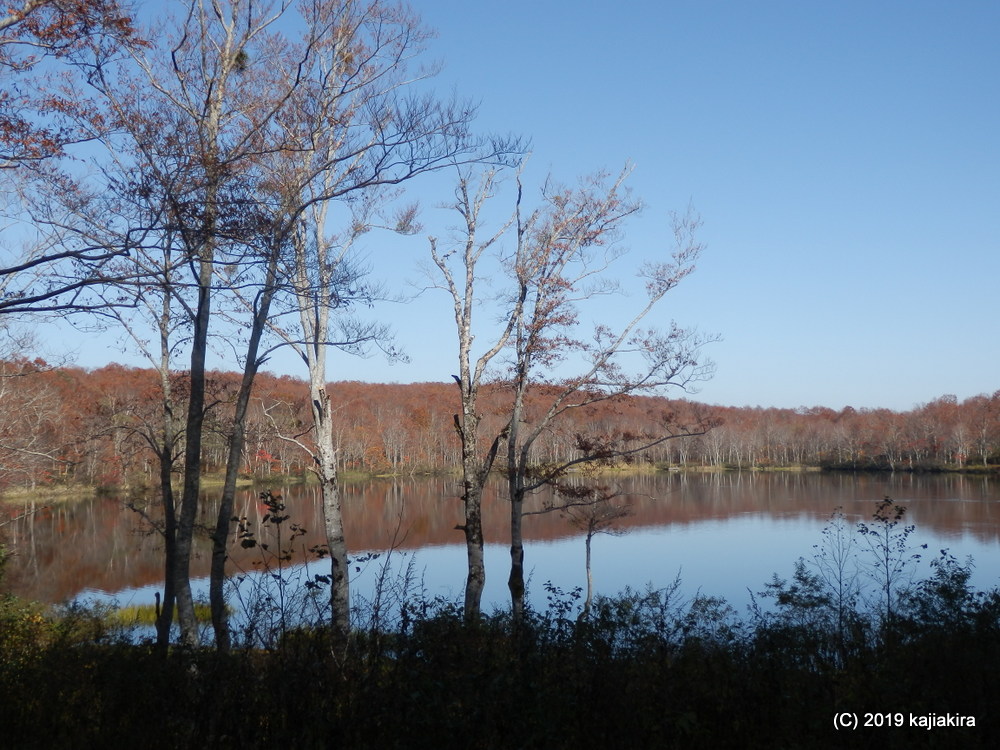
(1, 588), (997, 749)
(3, 502), (999, 749)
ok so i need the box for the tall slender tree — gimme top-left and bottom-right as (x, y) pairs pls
(502, 171), (716, 620)
(23, 0), (306, 644)
(429, 167), (523, 621)
(93, 239), (187, 646)
(432, 164), (715, 621)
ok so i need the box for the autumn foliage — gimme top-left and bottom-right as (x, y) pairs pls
(0, 362), (997, 492)
(1, 0), (141, 165)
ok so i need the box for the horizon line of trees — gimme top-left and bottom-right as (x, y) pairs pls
(2, 360), (997, 492)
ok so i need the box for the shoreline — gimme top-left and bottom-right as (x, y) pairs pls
(2, 462), (997, 504)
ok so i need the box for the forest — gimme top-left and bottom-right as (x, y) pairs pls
(1, 359), (998, 492)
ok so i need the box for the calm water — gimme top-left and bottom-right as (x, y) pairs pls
(2, 472), (998, 618)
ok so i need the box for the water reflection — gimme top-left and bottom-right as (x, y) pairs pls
(1, 472), (998, 613)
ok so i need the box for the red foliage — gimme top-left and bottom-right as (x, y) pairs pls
(1, 362), (998, 491)
(1, 0), (142, 164)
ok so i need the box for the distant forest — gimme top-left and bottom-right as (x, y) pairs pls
(1, 360), (997, 492)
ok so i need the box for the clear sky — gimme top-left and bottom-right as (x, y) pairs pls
(44, 0), (1000, 411)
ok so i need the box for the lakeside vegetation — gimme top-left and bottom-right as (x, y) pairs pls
(1, 362), (998, 499)
(2, 499), (997, 748)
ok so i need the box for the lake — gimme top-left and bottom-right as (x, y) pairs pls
(2, 471), (999, 622)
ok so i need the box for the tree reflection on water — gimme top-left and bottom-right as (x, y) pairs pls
(1, 472), (998, 616)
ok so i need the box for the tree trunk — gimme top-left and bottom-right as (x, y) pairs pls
(155, 445), (177, 648)
(323, 466), (350, 643)
(175, 255), (212, 646)
(506, 366), (528, 624)
(462, 478), (486, 621)
(583, 528), (594, 619)
(209, 404), (248, 650)
(507, 487), (526, 622)
(210, 267), (277, 651)
(313, 386), (350, 644)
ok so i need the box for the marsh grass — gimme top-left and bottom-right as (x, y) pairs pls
(107, 601), (219, 627)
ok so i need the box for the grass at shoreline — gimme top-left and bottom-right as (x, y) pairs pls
(0, 484), (98, 504)
(2, 462), (996, 504)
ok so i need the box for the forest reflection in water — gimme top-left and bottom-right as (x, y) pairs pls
(2, 471), (999, 615)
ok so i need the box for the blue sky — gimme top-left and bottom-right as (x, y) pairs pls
(50, 0), (1000, 411)
(405, 0), (999, 410)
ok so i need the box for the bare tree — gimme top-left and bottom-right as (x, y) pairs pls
(92, 243), (188, 647)
(16, 0), (306, 645)
(502, 171), (716, 621)
(432, 164), (715, 621)
(428, 167), (522, 621)
(127, 0), (278, 647)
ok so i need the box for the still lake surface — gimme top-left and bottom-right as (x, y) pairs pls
(2, 471), (999, 619)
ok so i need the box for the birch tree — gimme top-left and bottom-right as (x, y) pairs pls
(428, 168), (522, 621)
(556, 484), (632, 619)
(432, 165), (715, 621)
(502, 170), (716, 621)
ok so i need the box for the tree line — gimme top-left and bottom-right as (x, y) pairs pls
(2, 360), (997, 492)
